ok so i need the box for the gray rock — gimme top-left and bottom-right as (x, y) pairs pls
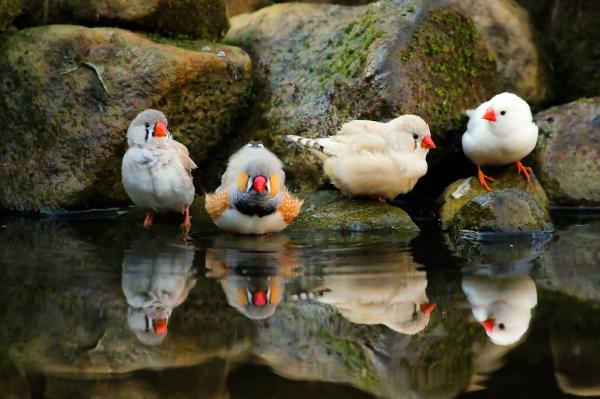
(0, 25), (252, 212)
(226, 0), (497, 189)
(532, 98), (600, 206)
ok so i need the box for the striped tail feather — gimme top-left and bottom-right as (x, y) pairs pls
(285, 134), (328, 160)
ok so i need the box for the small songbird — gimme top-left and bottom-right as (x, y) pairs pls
(462, 273), (537, 346)
(462, 92), (538, 191)
(286, 115), (436, 201)
(122, 109), (197, 231)
(205, 141), (303, 234)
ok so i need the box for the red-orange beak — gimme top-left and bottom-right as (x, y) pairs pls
(252, 290), (268, 306)
(154, 121), (168, 137)
(420, 302), (436, 315)
(481, 318), (495, 333)
(153, 318), (168, 334)
(253, 176), (267, 193)
(421, 136), (436, 149)
(482, 106), (496, 122)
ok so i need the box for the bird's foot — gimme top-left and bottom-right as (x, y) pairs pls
(516, 160), (533, 182)
(477, 165), (495, 192)
(182, 207), (192, 234)
(371, 196), (388, 203)
(143, 212), (153, 229)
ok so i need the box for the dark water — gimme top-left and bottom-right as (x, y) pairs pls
(1, 210), (599, 399)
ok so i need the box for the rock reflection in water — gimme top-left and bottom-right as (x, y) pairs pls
(122, 238), (197, 345)
(312, 251), (435, 335)
(205, 234), (300, 320)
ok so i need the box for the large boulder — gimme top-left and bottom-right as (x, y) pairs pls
(18, 0), (229, 39)
(531, 98), (600, 206)
(0, 25), (252, 212)
(439, 169), (553, 236)
(0, 0), (21, 31)
(226, 0), (498, 189)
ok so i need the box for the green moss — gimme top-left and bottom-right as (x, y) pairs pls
(0, 0), (22, 32)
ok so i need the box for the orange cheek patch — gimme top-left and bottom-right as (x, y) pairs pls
(205, 190), (230, 221)
(269, 174), (280, 196)
(269, 283), (281, 305)
(236, 172), (249, 192)
(237, 289), (249, 306)
(277, 192), (304, 224)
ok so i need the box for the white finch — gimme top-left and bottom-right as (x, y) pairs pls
(122, 109), (197, 231)
(462, 92), (539, 191)
(286, 114), (436, 201)
(462, 274), (537, 346)
(205, 141), (303, 235)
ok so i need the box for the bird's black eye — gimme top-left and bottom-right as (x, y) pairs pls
(500, 111), (506, 116)
(412, 133), (418, 140)
(144, 122), (150, 128)
(499, 323), (505, 330)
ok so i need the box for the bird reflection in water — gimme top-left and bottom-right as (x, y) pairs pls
(121, 238), (197, 345)
(205, 234), (300, 320)
(302, 251), (435, 335)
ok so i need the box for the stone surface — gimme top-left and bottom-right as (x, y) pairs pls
(0, 0), (21, 31)
(19, 0), (229, 39)
(439, 169), (553, 235)
(0, 25), (252, 212)
(446, 0), (548, 104)
(531, 98), (600, 206)
(226, 0), (497, 189)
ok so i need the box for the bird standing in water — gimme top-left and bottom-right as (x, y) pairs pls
(286, 114), (436, 202)
(122, 109), (197, 232)
(462, 92), (538, 191)
(205, 141), (303, 234)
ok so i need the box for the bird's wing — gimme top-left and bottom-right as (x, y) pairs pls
(337, 120), (385, 136)
(172, 141), (197, 174)
(319, 133), (388, 157)
(277, 191), (304, 224)
(205, 190), (231, 221)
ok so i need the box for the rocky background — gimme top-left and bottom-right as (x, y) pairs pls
(0, 0), (598, 232)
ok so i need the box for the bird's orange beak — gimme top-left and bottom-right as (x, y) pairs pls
(482, 106), (496, 122)
(420, 302), (436, 315)
(253, 290), (268, 306)
(421, 136), (436, 149)
(481, 318), (495, 333)
(153, 318), (168, 334)
(154, 121), (168, 137)
(253, 176), (267, 193)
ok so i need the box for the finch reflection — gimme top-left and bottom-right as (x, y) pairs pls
(122, 238), (197, 345)
(205, 235), (299, 320)
(312, 252), (434, 335)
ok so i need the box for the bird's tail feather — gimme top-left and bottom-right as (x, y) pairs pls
(285, 134), (329, 161)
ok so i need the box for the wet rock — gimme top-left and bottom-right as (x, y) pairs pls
(226, 0), (497, 189)
(445, 0), (548, 104)
(19, 0), (229, 40)
(537, 220), (600, 302)
(439, 169), (553, 235)
(531, 98), (600, 206)
(225, 0), (271, 17)
(0, 0), (21, 31)
(0, 25), (252, 212)
(291, 191), (419, 233)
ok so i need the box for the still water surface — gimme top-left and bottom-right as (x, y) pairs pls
(0, 210), (599, 398)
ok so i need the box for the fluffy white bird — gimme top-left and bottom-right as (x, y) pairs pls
(462, 273), (537, 346)
(462, 92), (538, 191)
(122, 109), (197, 231)
(287, 115), (436, 201)
(205, 141), (303, 234)
(122, 238), (197, 345)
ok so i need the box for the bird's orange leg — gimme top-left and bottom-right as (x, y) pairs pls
(182, 206), (192, 233)
(143, 211), (153, 229)
(515, 160), (533, 182)
(477, 165), (495, 192)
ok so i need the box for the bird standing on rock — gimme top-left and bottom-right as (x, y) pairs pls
(286, 114), (436, 202)
(122, 109), (197, 232)
(462, 92), (538, 191)
(205, 141), (303, 234)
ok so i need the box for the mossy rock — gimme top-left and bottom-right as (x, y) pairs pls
(226, 0), (497, 190)
(440, 168), (553, 236)
(19, 0), (229, 40)
(532, 97), (600, 206)
(0, 25), (252, 212)
(0, 0), (22, 31)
